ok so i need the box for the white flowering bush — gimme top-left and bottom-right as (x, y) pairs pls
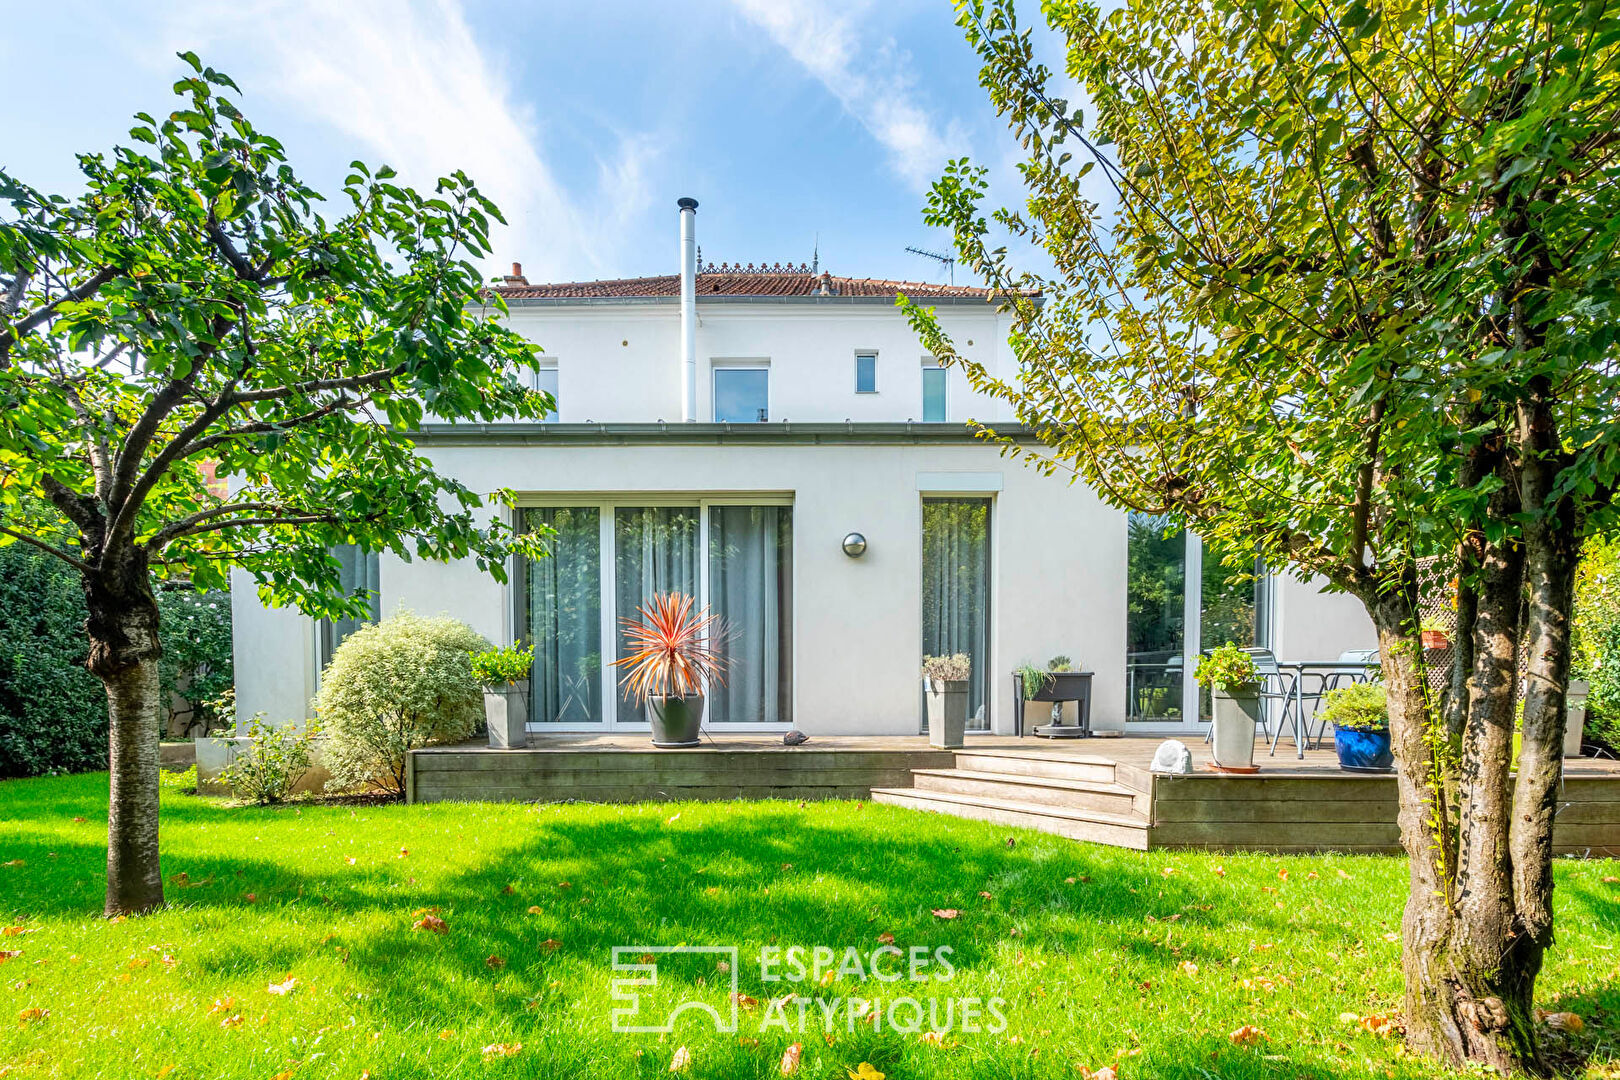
(316, 611), (490, 796)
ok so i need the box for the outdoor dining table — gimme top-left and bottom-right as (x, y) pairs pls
(1272, 659), (1379, 759)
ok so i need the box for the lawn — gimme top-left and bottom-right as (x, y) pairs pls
(0, 774), (1615, 1080)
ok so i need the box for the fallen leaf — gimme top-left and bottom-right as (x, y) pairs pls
(413, 914), (449, 934)
(1080, 1068), (1118, 1080)
(486, 955), (506, 970)
(1601, 875), (1617, 884)
(669, 1045), (692, 1072)
(271, 1071), (294, 1080)
(208, 997), (235, 1015)
(848, 1064), (885, 1080)
(1360, 1014), (1396, 1035)
(1542, 1011), (1584, 1032)
(244, 893), (257, 903)
(219, 1014), (243, 1028)
(978, 891), (993, 900)
(666, 813), (681, 824)
(1338, 1011), (1360, 1025)
(876, 932), (895, 945)
(0, 951), (20, 963)
(557, 882), (571, 889)
(72, 817), (86, 824)
(267, 977), (297, 995)
(17, 1007), (48, 1022)
(1277, 870), (1289, 881)
(1, 927), (35, 938)
(3, 860), (24, 868)
(540, 939), (562, 952)
(155, 1065), (176, 1078)
(730, 992), (758, 1010)
(527, 906), (543, 915)
(820, 970), (836, 987)
(481, 1042), (522, 1059)
(1161, 867), (1178, 876)
(779, 1042), (803, 1075)
(1064, 877), (1077, 885)
(439, 1029), (455, 1040)
(1212, 866), (1226, 877)
(931, 909), (960, 920)
(398, 848), (409, 858)
(1178, 961), (1198, 976)
(1229, 1024), (1267, 1045)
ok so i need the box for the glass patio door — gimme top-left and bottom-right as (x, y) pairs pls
(522, 507), (603, 725)
(921, 497), (991, 731)
(708, 506), (793, 725)
(614, 506), (701, 724)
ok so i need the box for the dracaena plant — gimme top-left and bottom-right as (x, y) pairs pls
(614, 593), (726, 703)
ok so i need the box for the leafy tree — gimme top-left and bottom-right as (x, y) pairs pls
(907, 0), (1620, 1071)
(0, 55), (547, 915)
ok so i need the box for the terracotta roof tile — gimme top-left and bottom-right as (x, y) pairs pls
(494, 266), (1022, 301)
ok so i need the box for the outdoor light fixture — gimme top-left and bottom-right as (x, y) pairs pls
(842, 532), (868, 558)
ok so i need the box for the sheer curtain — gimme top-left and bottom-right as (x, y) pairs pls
(320, 544), (381, 669)
(708, 506), (792, 724)
(523, 507), (602, 724)
(921, 498), (991, 730)
(614, 507), (700, 722)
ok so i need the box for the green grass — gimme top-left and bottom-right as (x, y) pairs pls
(0, 773), (1615, 1080)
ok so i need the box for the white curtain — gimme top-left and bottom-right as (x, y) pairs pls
(614, 507), (700, 721)
(525, 507), (602, 724)
(921, 499), (991, 730)
(708, 506), (792, 724)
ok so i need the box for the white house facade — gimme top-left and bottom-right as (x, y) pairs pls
(231, 199), (1376, 740)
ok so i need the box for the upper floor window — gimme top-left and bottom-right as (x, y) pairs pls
(921, 360), (947, 422)
(535, 364), (559, 422)
(855, 352), (878, 393)
(714, 365), (769, 423)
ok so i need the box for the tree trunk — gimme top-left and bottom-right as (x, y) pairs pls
(84, 544), (166, 916)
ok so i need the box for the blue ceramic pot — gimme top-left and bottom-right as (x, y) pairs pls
(1333, 725), (1393, 772)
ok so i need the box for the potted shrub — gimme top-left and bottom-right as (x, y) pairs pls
(1194, 643), (1261, 771)
(1014, 661), (1055, 730)
(472, 642), (535, 750)
(922, 653), (971, 748)
(1318, 681), (1393, 772)
(1420, 617), (1451, 651)
(615, 592), (725, 748)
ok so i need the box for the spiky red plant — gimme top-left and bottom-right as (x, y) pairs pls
(614, 592), (727, 703)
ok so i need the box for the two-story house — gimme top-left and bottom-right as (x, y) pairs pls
(230, 198), (1376, 741)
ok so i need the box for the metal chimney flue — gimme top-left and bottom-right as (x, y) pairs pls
(677, 197), (699, 422)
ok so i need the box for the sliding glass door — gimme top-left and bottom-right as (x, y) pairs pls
(522, 507), (603, 725)
(708, 506), (793, 725)
(922, 498), (991, 731)
(614, 506), (701, 724)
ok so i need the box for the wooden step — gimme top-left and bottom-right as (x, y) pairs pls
(870, 787), (1152, 850)
(911, 769), (1144, 816)
(952, 750), (1120, 785)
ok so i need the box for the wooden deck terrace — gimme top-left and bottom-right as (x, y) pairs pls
(406, 733), (1620, 856)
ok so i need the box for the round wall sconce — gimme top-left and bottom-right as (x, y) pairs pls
(841, 532), (868, 558)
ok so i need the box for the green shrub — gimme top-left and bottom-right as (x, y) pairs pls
(0, 546), (108, 778)
(1194, 643), (1258, 693)
(1574, 533), (1620, 751)
(316, 611), (490, 796)
(222, 715), (318, 805)
(1318, 681), (1389, 732)
(155, 583), (235, 735)
(471, 642), (535, 687)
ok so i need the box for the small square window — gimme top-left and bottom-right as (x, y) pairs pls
(715, 367), (769, 423)
(855, 352), (877, 393)
(535, 366), (559, 422)
(921, 363), (947, 422)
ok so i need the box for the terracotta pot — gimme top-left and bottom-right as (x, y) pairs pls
(1421, 629), (1450, 650)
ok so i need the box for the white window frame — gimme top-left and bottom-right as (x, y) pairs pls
(920, 357), (948, 422)
(711, 358), (771, 423)
(854, 350), (879, 394)
(533, 359), (559, 422)
(513, 492), (796, 732)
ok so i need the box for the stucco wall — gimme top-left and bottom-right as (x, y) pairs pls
(1272, 573), (1379, 661)
(231, 439), (1128, 737)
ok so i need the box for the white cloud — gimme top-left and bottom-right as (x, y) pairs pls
(148, 0), (658, 281)
(730, 0), (965, 189)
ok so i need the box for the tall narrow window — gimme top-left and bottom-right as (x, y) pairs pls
(1197, 539), (1264, 722)
(319, 544), (380, 669)
(921, 361), (947, 421)
(708, 506), (793, 724)
(714, 367), (769, 422)
(922, 498), (991, 730)
(614, 507), (700, 721)
(1125, 514), (1186, 723)
(521, 507), (602, 724)
(535, 366), (559, 422)
(855, 352), (877, 393)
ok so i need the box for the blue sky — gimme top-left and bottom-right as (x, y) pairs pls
(2, 0), (1075, 288)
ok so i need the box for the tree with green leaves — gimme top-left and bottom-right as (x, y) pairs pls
(906, 0), (1620, 1072)
(0, 55), (548, 916)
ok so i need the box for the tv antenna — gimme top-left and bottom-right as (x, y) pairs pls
(905, 245), (955, 285)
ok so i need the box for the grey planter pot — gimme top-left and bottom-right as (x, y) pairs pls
(925, 678), (969, 749)
(484, 680), (530, 750)
(650, 694), (704, 748)
(1566, 679), (1589, 758)
(1211, 688), (1261, 769)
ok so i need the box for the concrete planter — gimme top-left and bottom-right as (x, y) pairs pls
(649, 694), (704, 748)
(484, 681), (530, 750)
(1566, 679), (1589, 758)
(1211, 688), (1261, 770)
(925, 678), (969, 749)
